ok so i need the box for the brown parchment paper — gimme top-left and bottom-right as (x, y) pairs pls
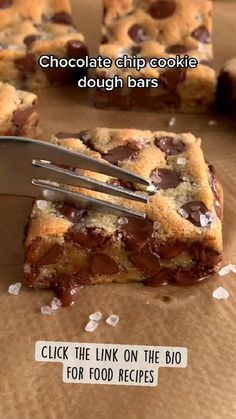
(0, 1), (236, 418)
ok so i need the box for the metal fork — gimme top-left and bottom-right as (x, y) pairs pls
(0, 136), (150, 218)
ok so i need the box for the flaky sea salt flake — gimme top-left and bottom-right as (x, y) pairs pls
(168, 117), (176, 127)
(200, 214), (209, 227)
(36, 200), (48, 210)
(177, 157), (186, 165)
(212, 287), (229, 300)
(230, 264), (236, 273)
(51, 297), (62, 310)
(178, 208), (188, 219)
(208, 120), (217, 127)
(8, 282), (22, 295)
(106, 314), (120, 327)
(89, 311), (103, 321)
(41, 306), (55, 315)
(147, 183), (156, 193)
(85, 320), (99, 332)
(219, 265), (231, 276)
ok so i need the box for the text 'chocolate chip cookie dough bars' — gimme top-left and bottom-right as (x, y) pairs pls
(96, 0), (216, 112)
(24, 128), (223, 306)
(0, 81), (39, 136)
(0, 0), (88, 89)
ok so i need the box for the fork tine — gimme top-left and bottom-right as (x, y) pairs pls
(32, 179), (146, 219)
(2, 137), (149, 186)
(32, 160), (148, 203)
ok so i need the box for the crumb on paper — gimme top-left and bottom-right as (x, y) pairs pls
(89, 311), (103, 321)
(212, 287), (229, 300)
(51, 297), (62, 310)
(41, 306), (55, 315)
(85, 320), (99, 332)
(8, 282), (22, 295)
(106, 314), (120, 327)
(208, 120), (217, 127)
(168, 117), (176, 127)
(219, 265), (231, 276)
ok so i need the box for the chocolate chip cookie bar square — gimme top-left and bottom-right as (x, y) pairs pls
(24, 128), (223, 306)
(96, 0), (216, 112)
(0, 81), (39, 136)
(0, 0), (88, 89)
(217, 58), (236, 112)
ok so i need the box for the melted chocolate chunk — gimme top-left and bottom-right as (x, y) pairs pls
(208, 164), (222, 218)
(129, 253), (160, 276)
(191, 25), (210, 43)
(149, 0), (176, 19)
(110, 178), (136, 191)
(144, 268), (174, 286)
(90, 254), (119, 275)
(23, 35), (41, 48)
(36, 244), (64, 266)
(69, 226), (111, 249)
(12, 106), (34, 129)
(128, 24), (149, 43)
(191, 243), (222, 266)
(150, 168), (181, 190)
(0, 0), (12, 8)
(59, 204), (87, 223)
(180, 201), (211, 227)
(55, 131), (82, 139)
(15, 53), (37, 76)
(160, 69), (186, 89)
(156, 241), (185, 259)
(175, 266), (212, 286)
(166, 45), (189, 54)
(120, 217), (154, 251)
(51, 12), (73, 25)
(27, 238), (63, 266)
(130, 46), (142, 55)
(155, 136), (185, 155)
(103, 143), (141, 165)
(53, 275), (85, 306)
(67, 40), (88, 59)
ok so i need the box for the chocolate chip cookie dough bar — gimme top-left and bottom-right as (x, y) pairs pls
(96, 0), (216, 112)
(24, 128), (223, 306)
(0, 81), (39, 136)
(0, 0), (88, 89)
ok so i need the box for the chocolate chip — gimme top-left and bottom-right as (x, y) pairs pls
(160, 69), (186, 89)
(128, 24), (149, 43)
(155, 136), (185, 155)
(101, 35), (109, 44)
(180, 201), (211, 227)
(59, 204), (87, 223)
(150, 168), (181, 189)
(149, 0), (176, 19)
(166, 45), (189, 54)
(175, 266), (211, 286)
(156, 241), (185, 259)
(208, 164), (222, 219)
(27, 238), (64, 266)
(14, 53), (37, 75)
(110, 178), (136, 191)
(53, 275), (85, 306)
(67, 40), (88, 59)
(69, 226), (111, 249)
(191, 26), (210, 43)
(120, 217), (153, 251)
(51, 12), (73, 25)
(12, 106), (34, 129)
(23, 35), (41, 48)
(90, 254), (119, 275)
(129, 253), (160, 276)
(55, 132), (82, 139)
(103, 143), (141, 165)
(37, 244), (64, 266)
(0, 0), (12, 8)
(191, 243), (222, 266)
(130, 46), (142, 55)
(144, 268), (173, 286)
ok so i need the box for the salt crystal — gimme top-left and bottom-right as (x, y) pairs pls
(41, 306), (55, 315)
(178, 208), (188, 219)
(212, 287), (229, 300)
(230, 264), (236, 273)
(168, 117), (176, 127)
(118, 217), (128, 225)
(51, 297), (62, 310)
(85, 320), (99, 332)
(200, 214), (209, 227)
(219, 265), (231, 276)
(177, 157), (186, 165)
(8, 282), (22, 295)
(36, 200), (48, 210)
(208, 120), (217, 127)
(147, 183), (156, 193)
(89, 311), (102, 321)
(106, 314), (120, 327)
